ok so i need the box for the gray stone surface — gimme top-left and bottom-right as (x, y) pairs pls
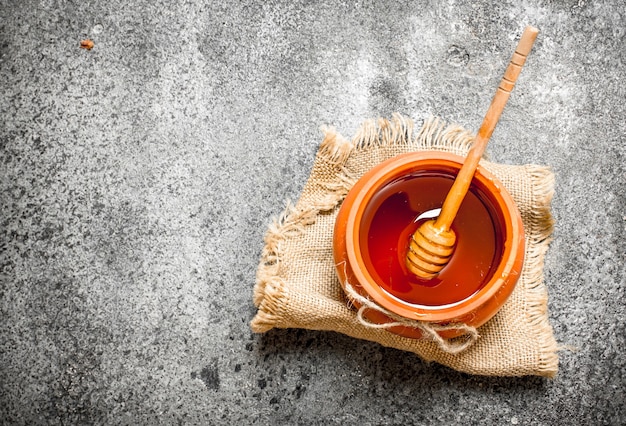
(1, 0), (624, 424)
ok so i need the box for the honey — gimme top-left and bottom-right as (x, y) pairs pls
(360, 170), (505, 307)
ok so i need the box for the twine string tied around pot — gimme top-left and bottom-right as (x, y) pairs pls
(343, 282), (480, 355)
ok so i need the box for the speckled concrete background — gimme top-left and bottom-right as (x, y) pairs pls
(1, 0), (624, 424)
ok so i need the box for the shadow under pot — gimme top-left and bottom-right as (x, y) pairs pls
(333, 151), (525, 339)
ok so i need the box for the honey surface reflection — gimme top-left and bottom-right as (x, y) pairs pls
(361, 172), (504, 306)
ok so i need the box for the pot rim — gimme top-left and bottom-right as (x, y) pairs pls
(344, 151), (524, 322)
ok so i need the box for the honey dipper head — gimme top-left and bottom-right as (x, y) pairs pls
(406, 219), (456, 279)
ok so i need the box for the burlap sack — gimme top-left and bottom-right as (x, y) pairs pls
(251, 115), (558, 377)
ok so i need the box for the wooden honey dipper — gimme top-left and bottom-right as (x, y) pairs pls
(406, 26), (539, 279)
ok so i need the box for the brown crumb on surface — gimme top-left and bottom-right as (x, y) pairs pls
(80, 39), (94, 50)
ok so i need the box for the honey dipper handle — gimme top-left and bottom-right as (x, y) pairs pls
(434, 26), (539, 231)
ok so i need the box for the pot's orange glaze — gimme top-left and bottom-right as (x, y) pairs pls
(333, 152), (525, 339)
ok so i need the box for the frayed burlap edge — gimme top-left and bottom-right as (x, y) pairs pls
(251, 114), (558, 377)
(522, 165), (558, 374)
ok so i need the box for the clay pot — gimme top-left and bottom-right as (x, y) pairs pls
(333, 152), (525, 339)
